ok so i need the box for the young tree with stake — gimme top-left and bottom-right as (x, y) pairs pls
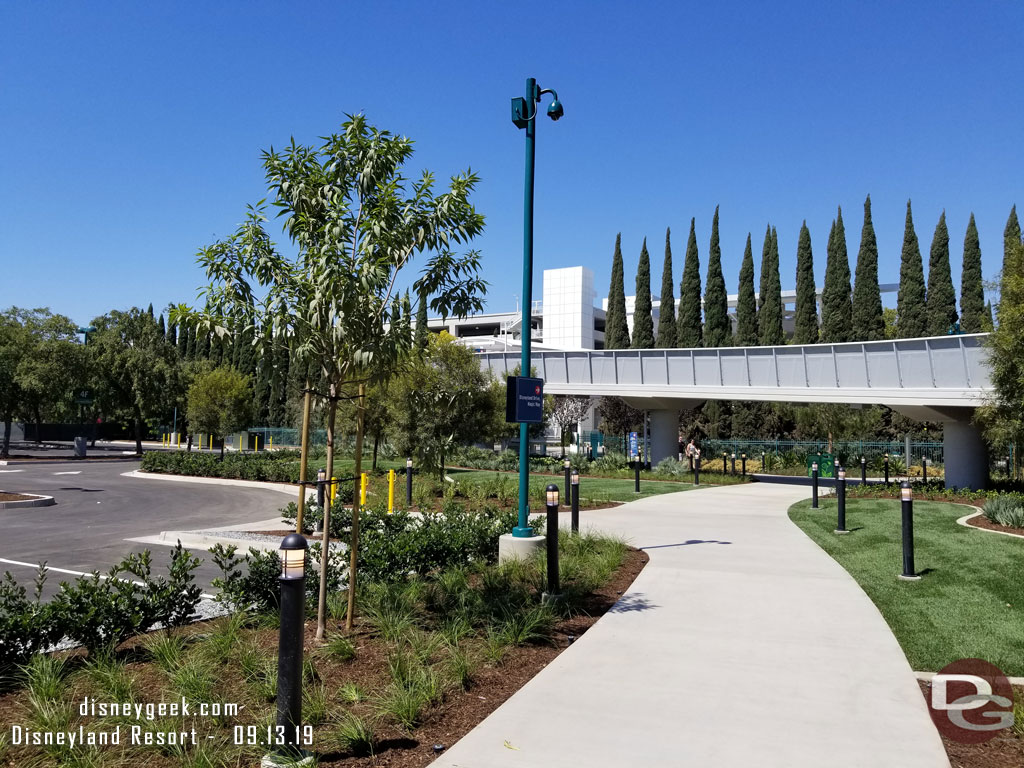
(174, 115), (486, 638)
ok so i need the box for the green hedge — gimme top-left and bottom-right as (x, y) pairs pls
(141, 450), (317, 483)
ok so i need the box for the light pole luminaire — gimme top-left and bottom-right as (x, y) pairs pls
(511, 76), (563, 537)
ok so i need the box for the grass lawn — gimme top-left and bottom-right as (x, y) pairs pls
(445, 467), (693, 503)
(789, 498), (1024, 676)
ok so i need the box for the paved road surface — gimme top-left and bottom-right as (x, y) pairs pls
(433, 483), (950, 768)
(0, 460), (288, 596)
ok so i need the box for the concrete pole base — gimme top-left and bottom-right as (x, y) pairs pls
(498, 533), (545, 564)
(261, 750), (314, 767)
(541, 591), (563, 605)
(897, 574), (922, 582)
(833, 529), (850, 535)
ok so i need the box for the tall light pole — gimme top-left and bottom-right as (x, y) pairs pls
(510, 77), (563, 537)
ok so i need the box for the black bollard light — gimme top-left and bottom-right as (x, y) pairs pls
(835, 467), (848, 534)
(811, 461), (819, 509)
(761, 450), (766, 473)
(268, 533), (309, 764)
(741, 453), (747, 476)
(543, 485), (561, 602)
(731, 453), (736, 475)
(922, 456), (927, 483)
(634, 460), (640, 493)
(406, 457), (413, 506)
(694, 450), (701, 485)
(899, 482), (920, 580)
(722, 452), (728, 475)
(316, 468), (326, 510)
(861, 455), (867, 484)
(884, 453), (890, 484)
(564, 458), (571, 502)
(315, 469), (327, 534)
(570, 469), (580, 533)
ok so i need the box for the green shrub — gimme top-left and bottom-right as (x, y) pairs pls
(984, 495), (1024, 527)
(654, 457), (688, 477)
(0, 566), (60, 679)
(209, 544), (281, 614)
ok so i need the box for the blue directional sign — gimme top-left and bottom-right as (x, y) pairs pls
(506, 376), (544, 423)
(628, 431), (639, 459)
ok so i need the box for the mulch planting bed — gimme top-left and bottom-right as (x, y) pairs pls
(964, 515), (1024, 537)
(0, 492), (32, 502)
(0, 548), (648, 768)
(918, 681), (1024, 768)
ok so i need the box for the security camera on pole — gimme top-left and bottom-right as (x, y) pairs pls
(500, 77), (563, 565)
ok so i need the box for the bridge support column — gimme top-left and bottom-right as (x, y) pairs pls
(943, 419), (988, 490)
(648, 410), (680, 466)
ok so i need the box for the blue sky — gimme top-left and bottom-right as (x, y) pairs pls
(2, 1), (1021, 327)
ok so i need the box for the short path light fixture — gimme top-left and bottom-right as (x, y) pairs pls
(406, 457), (413, 506)
(263, 534), (311, 767)
(811, 461), (819, 509)
(899, 482), (921, 581)
(834, 467), (848, 535)
(570, 470), (580, 533)
(563, 457), (572, 501)
(542, 484), (561, 603)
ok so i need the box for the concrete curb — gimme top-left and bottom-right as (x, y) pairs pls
(123, 470), (299, 496)
(0, 494), (56, 509)
(127, 531), (282, 553)
(955, 507), (1024, 540)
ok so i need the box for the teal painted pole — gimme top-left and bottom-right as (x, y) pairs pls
(515, 77), (538, 537)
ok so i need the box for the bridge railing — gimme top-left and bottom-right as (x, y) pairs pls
(479, 334), (990, 393)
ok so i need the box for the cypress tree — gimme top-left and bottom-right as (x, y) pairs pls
(758, 225), (784, 344)
(821, 209), (853, 342)
(735, 233), (758, 346)
(183, 325), (195, 360)
(631, 238), (655, 348)
(1003, 206), (1022, 322)
(793, 221), (818, 344)
(959, 213), (985, 333)
(605, 233), (630, 349)
(677, 219), (702, 348)
(146, 303), (154, 318)
(195, 330), (210, 361)
(414, 290), (430, 350)
(157, 314), (166, 338)
(896, 200), (926, 338)
(1005, 205), (1021, 271)
(926, 211), (957, 335)
(167, 320), (177, 348)
(655, 228), (677, 347)
(983, 300), (995, 332)
(851, 195), (884, 341)
(703, 206), (730, 347)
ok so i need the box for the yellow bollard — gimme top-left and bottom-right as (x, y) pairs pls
(255, 435), (259, 452)
(176, 433), (181, 448)
(269, 436), (273, 450)
(330, 476), (337, 504)
(360, 472), (368, 507)
(388, 469), (395, 513)
(208, 434), (212, 450)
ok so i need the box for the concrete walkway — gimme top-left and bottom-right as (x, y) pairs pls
(433, 483), (950, 768)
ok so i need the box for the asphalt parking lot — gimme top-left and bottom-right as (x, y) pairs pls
(0, 458), (288, 598)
